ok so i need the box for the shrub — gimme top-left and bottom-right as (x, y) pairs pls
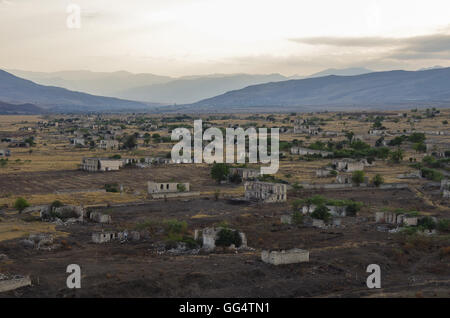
(311, 205), (331, 222)
(229, 172), (242, 184)
(408, 132), (426, 143)
(390, 149), (404, 163)
(14, 197), (30, 214)
(421, 167), (443, 182)
(292, 211), (304, 225)
(291, 199), (302, 211)
(215, 228), (242, 247)
(164, 219), (188, 236)
(211, 163), (230, 183)
(50, 200), (63, 210)
(346, 202), (362, 216)
(177, 183), (186, 192)
(105, 183), (119, 193)
(352, 170), (365, 185)
(437, 219), (450, 232)
(417, 216), (436, 230)
(372, 174), (384, 187)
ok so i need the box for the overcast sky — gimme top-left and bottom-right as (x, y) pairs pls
(1, 0), (449, 76)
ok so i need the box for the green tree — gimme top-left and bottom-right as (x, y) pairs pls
(390, 149), (404, 163)
(413, 142), (426, 153)
(211, 163), (230, 183)
(372, 174), (384, 187)
(352, 170), (365, 185)
(14, 197), (30, 214)
(123, 135), (137, 149)
(311, 205), (331, 222)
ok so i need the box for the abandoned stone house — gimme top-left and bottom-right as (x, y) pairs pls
(293, 125), (320, 135)
(244, 181), (287, 203)
(8, 141), (29, 148)
(335, 173), (368, 184)
(315, 168), (335, 178)
(147, 181), (190, 194)
(89, 211), (112, 224)
(144, 157), (172, 165)
(397, 170), (422, 179)
(99, 139), (119, 150)
(92, 231), (119, 244)
(261, 248), (309, 265)
(195, 227), (247, 251)
(81, 157), (123, 172)
(290, 146), (332, 157)
(229, 167), (260, 180)
(426, 141), (449, 157)
(70, 138), (85, 146)
(375, 212), (419, 226)
(0, 149), (10, 157)
(368, 129), (390, 136)
(332, 159), (365, 172)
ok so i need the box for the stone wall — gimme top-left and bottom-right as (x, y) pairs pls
(244, 181), (287, 203)
(150, 191), (200, 199)
(261, 249), (309, 265)
(0, 276), (32, 293)
(148, 181), (190, 194)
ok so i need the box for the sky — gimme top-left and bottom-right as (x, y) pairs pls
(1, 0), (450, 76)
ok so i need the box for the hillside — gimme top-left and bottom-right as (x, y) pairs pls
(0, 70), (149, 112)
(185, 68), (450, 111)
(0, 101), (43, 114)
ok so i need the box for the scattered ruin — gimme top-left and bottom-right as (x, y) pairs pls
(229, 167), (260, 180)
(81, 157), (123, 172)
(244, 181), (287, 203)
(261, 249), (309, 265)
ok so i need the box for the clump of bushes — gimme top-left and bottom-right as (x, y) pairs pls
(437, 219), (450, 233)
(311, 205), (331, 222)
(13, 197), (30, 214)
(105, 183), (120, 193)
(292, 211), (304, 225)
(215, 228), (242, 247)
(372, 174), (384, 187)
(177, 183), (186, 192)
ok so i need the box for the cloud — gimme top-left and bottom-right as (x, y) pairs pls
(290, 36), (400, 47)
(290, 29), (450, 63)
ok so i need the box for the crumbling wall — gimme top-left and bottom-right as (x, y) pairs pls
(200, 227), (247, 251)
(90, 211), (112, 224)
(0, 276), (31, 293)
(261, 249), (309, 265)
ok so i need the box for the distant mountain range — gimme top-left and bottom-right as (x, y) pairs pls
(0, 100), (43, 115)
(116, 73), (287, 104)
(2, 67), (449, 113)
(183, 67), (450, 112)
(7, 68), (375, 105)
(0, 70), (150, 112)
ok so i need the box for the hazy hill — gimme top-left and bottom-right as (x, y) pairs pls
(0, 70), (149, 112)
(7, 69), (172, 98)
(116, 73), (288, 104)
(185, 68), (450, 111)
(0, 100), (43, 114)
(8, 68), (379, 105)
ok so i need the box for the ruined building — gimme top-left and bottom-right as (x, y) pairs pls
(244, 181), (287, 203)
(148, 181), (190, 194)
(229, 167), (260, 180)
(81, 157), (123, 172)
